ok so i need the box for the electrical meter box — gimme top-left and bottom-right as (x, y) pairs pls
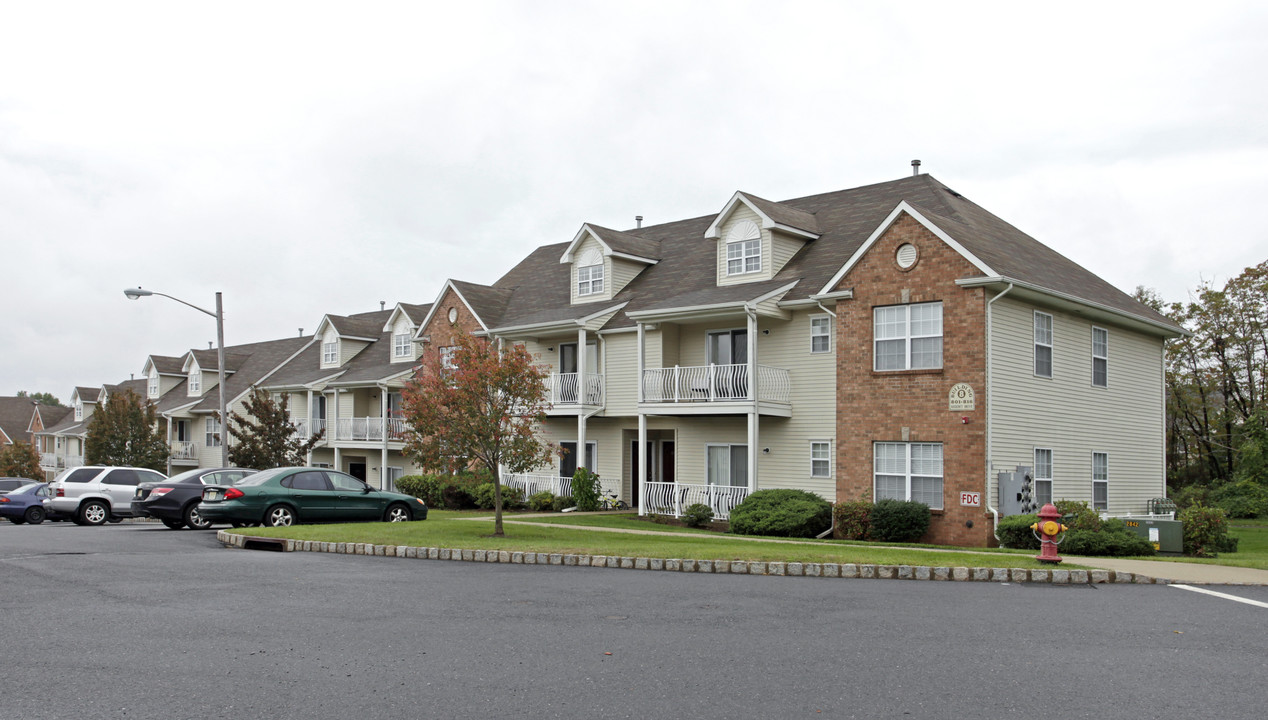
(997, 466), (1035, 516)
(1121, 517), (1183, 556)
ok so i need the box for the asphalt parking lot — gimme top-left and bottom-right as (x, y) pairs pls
(4, 521), (1267, 720)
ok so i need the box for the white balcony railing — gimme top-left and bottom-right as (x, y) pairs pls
(641, 364), (790, 404)
(501, 473), (573, 500)
(40, 452), (57, 469)
(548, 372), (604, 406)
(333, 417), (406, 442)
(642, 481), (749, 521)
(170, 442), (199, 462)
(65, 454), (84, 468)
(291, 418), (327, 440)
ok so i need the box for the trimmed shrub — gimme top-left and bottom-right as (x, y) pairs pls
(729, 489), (831, 538)
(832, 498), (872, 541)
(1180, 504), (1235, 557)
(1210, 480), (1268, 519)
(571, 468), (601, 512)
(552, 494), (575, 512)
(1054, 499), (1102, 531)
(868, 499), (931, 543)
(996, 513), (1041, 550)
(395, 475), (442, 507)
(471, 483), (525, 510)
(681, 503), (715, 528)
(394, 472), (492, 510)
(1061, 519), (1156, 557)
(528, 491), (556, 512)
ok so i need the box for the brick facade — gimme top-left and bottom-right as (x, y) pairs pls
(834, 214), (994, 546)
(419, 287), (487, 352)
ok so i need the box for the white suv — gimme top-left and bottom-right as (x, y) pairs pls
(49, 466), (168, 525)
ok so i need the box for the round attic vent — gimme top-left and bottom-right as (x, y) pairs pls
(447, 307), (458, 323)
(896, 243), (918, 269)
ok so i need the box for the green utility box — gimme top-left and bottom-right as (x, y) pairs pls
(1121, 517), (1183, 556)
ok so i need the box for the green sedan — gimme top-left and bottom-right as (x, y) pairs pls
(198, 467), (427, 527)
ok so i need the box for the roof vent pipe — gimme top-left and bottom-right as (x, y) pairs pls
(635, 215), (643, 229)
(380, 301), (386, 311)
(208, 341), (213, 350)
(299, 328), (303, 337)
(911, 159), (921, 176)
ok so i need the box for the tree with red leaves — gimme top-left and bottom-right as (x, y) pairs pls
(399, 333), (555, 536)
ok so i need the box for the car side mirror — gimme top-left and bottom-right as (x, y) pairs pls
(362, 486), (372, 494)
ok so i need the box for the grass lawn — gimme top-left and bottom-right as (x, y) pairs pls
(228, 510), (1080, 570)
(1168, 518), (1268, 571)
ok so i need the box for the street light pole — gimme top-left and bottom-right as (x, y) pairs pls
(124, 287), (229, 467)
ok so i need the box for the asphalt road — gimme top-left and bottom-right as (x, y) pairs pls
(3, 521), (1267, 720)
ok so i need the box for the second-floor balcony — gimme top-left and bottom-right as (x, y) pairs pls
(292, 418), (326, 440)
(641, 364), (791, 414)
(547, 372), (604, 411)
(170, 441), (199, 464)
(333, 417), (406, 443)
(40, 452), (57, 469)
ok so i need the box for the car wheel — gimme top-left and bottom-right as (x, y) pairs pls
(80, 501), (109, 526)
(7, 516), (25, 524)
(264, 505), (296, 527)
(25, 506), (46, 524)
(184, 503), (213, 530)
(385, 503), (412, 522)
(161, 518), (185, 530)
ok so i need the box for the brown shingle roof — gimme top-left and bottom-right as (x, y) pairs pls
(741, 193), (820, 236)
(0, 397), (37, 444)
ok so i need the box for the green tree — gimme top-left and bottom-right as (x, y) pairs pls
(16, 390), (63, 407)
(399, 333), (555, 537)
(0, 441), (44, 481)
(84, 389), (169, 471)
(226, 389), (324, 470)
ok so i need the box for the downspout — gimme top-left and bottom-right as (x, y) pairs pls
(985, 283), (1014, 541)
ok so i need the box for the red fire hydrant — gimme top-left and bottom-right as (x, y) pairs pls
(1030, 503), (1068, 564)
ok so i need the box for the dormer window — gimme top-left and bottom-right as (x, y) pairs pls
(725, 220), (761, 275)
(323, 341), (338, 365)
(74, 403), (83, 420)
(188, 372), (201, 394)
(394, 333), (411, 358)
(577, 264), (604, 296)
(148, 371), (159, 399)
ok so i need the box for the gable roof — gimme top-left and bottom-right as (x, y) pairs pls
(322, 310), (390, 342)
(0, 396), (38, 444)
(559, 224), (662, 264)
(143, 355), (186, 376)
(186, 336), (315, 413)
(382, 302), (434, 332)
(705, 191), (821, 240)
(28, 404), (72, 434)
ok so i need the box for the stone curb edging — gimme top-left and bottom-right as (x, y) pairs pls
(216, 531), (1169, 584)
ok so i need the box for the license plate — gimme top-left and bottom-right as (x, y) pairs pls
(204, 490), (220, 501)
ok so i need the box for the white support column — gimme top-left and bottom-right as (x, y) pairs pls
(332, 387), (341, 471)
(577, 328), (587, 470)
(380, 386), (389, 491)
(746, 307), (758, 491)
(165, 414), (173, 475)
(636, 323), (645, 404)
(748, 411), (758, 493)
(638, 412), (648, 516)
(306, 389), (314, 466)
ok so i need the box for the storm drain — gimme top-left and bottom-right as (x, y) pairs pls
(241, 537), (287, 552)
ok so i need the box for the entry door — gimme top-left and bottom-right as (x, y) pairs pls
(175, 420), (191, 442)
(559, 442), (596, 479)
(348, 462), (367, 482)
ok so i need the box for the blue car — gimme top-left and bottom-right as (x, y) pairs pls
(1, 482), (52, 525)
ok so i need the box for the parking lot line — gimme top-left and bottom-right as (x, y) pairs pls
(1171, 584), (1268, 609)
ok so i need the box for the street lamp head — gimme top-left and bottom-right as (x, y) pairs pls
(123, 287), (153, 300)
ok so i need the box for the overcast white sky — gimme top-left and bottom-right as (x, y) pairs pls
(2, 1), (1265, 400)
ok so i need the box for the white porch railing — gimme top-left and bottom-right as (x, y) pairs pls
(548, 372), (605, 406)
(40, 452), (57, 469)
(501, 472), (573, 499)
(65, 454), (84, 468)
(641, 481), (750, 521)
(170, 441), (199, 462)
(641, 364), (790, 404)
(292, 418), (330, 440)
(334, 417), (406, 442)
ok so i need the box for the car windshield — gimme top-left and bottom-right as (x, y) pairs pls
(166, 468), (207, 484)
(8, 483), (40, 494)
(232, 467), (293, 487)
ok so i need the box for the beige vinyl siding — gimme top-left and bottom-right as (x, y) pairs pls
(716, 205), (774, 286)
(339, 339), (370, 365)
(602, 332), (638, 415)
(770, 231), (807, 276)
(989, 297), (1165, 514)
(673, 417), (747, 485)
(569, 236), (613, 304)
(288, 392), (309, 419)
(654, 324), (676, 367)
(336, 390), (356, 419)
(535, 417), (626, 496)
(609, 257), (645, 296)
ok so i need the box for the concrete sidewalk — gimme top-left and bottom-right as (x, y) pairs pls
(463, 512), (1268, 586)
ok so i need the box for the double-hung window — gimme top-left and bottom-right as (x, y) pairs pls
(707, 444), (748, 487)
(322, 342), (338, 365)
(1092, 327), (1108, 388)
(810, 315), (831, 353)
(148, 374), (159, 398)
(188, 373), (200, 395)
(726, 238), (761, 275)
(393, 333), (411, 358)
(1092, 452), (1108, 510)
(810, 441), (831, 478)
(205, 417), (221, 448)
(874, 302), (942, 371)
(1034, 312), (1053, 378)
(439, 346), (457, 371)
(874, 442), (943, 509)
(577, 264), (604, 296)
(1033, 448), (1053, 505)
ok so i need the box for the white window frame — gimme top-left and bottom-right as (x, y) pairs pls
(322, 341), (338, 365)
(393, 333), (412, 358)
(148, 372), (159, 399)
(1091, 326), (1108, 388)
(205, 417), (221, 448)
(439, 346), (457, 371)
(188, 373), (201, 395)
(810, 441), (832, 479)
(873, 302), (943, 371)
(726, 238), (762, 276)
(873, 442), (943, 509)
(1092, 452), (1108, 511)
(1033, 447), (1053, 506)
(1034, 311), (1053, 378)
(810, 315), (832, 354)
(74, 403), (83, 421)
(577, 264), (604, 296)
(705, 443), (748, 488)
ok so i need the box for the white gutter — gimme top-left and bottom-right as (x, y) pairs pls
(957, 276), (1186, 337)
(985, 283), (1014, 541)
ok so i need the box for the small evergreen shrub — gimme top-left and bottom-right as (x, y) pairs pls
(1180, 504), (1235, 557)
(996, 513), (1041, 550)
(681, 503), (714, 528)
(729, 489), (831, 538)
(1061, 519), (1156, 557)
(832, 498), (872, 541)
(528, 491), (556, 512)
(868, 499), (931, 543)
(471, 483), (524, 510)
(1054, 499), (1102, 531)
(552, 494), (575, 512)
(571, 468), (601, 511)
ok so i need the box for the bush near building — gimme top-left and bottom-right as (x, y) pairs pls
(729, 489), (831, 538)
